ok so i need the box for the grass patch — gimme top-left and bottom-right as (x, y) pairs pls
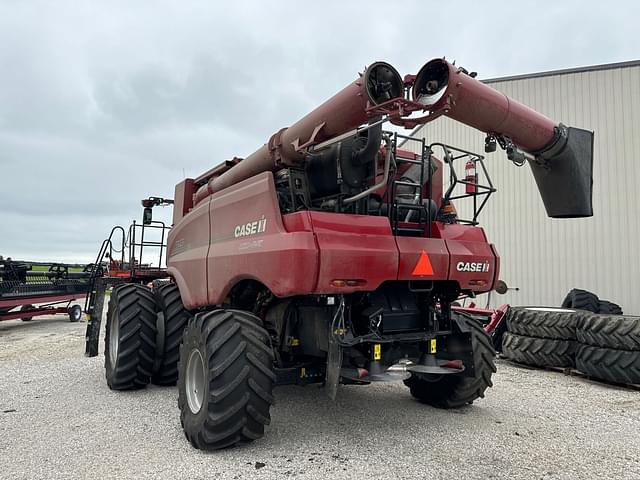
(30, 264), (84, 273)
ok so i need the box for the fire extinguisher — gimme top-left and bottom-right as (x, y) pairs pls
(465, 160), (477, 194)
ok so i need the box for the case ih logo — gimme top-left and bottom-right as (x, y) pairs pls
(456, 261), (490, 273)
(234, 216), (267, 238)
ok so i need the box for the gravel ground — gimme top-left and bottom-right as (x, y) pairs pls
(1, 316), (639, 480)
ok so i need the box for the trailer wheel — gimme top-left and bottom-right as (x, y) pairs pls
(577, 314), (640, 351)
(502, 332), (577, 368)
(178, 309), (275, 450)
(404, 316), (496, 409)
(20, 304), (35, 322)
(68, 304), (82, 322)
(505, 306), (580, 340)
(151, 282), (191, 386)
(104, 284), (157, 390)
(561, 288), (599, 313)
(576, 344), (640, 385)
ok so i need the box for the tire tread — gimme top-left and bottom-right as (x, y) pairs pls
(577, 314), (640, 350)
(151, 283), (191, 386)
(178, 309), (275, 450)
(502, 332), (576, 368)
(506, 307), (581, 340)
(405, 317), (496, 409)
(105, 284), (157, 390)
(576, 344), (640, 384)
(561, 288), (599, 313)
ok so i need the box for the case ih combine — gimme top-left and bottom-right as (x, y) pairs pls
(86, 57), (593, 450)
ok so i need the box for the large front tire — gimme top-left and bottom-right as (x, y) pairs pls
(151, 282), (191, 386)
(178, 309), (276, 450)
(104, 284), (157, 390)
(404, 316), (496, 408)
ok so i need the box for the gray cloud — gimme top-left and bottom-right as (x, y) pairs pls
(1, 0), (639, 262)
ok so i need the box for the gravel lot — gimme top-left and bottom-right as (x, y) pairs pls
(1, 315), (639, 480)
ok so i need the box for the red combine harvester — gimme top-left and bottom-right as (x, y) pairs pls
(86, 58), (593, 450)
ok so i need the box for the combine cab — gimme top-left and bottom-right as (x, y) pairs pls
(88, 58), (594, 450)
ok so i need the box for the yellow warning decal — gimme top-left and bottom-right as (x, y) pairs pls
(430, 338), (437, 354)
(373, 344), (382, 360)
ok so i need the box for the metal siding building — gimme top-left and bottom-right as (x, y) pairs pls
(407, 61), (640, 314)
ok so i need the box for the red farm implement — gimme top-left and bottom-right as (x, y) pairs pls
(0, 259), (89, 323)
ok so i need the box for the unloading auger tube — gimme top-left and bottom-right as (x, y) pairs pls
(192, 57), (593, 218)
(193, 61), (404, 204)
(412, 58), (594, 218)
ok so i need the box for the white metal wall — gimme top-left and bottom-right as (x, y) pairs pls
(409, 63), (640, 314)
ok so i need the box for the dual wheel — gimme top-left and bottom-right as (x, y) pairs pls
(104, 283), (275, 450)
(105, 282), (190, 389)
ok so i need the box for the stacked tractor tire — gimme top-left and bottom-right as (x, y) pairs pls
(502, 307), (579, 369)
(577, 314), (640, 385)
(501, 289), (640, 386)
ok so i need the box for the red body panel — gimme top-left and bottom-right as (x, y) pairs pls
(309, 212), (398, 294)
(206, 172), (318, 305)
(172, 178), (196, 226)
(0, 306), (71, 322)
(446, 239), (496, 291)
(439, 223), (498, 292)
(0, 293), (84, 308)
(168, 173), (500, 308)
(167, 199), (211, 309)
(396, 236), (450, 280)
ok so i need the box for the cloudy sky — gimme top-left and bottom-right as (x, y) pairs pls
(1, 0), (638, 263)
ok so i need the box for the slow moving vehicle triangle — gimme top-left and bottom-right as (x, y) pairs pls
(412, 250), (434, 276)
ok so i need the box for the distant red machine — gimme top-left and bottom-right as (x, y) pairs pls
(0, 259), (86, 323)
(94, 57), (594, 450)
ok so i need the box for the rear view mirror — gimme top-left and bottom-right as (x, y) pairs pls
(143, 207), (153, 225)
(495, 280), (508, 295)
